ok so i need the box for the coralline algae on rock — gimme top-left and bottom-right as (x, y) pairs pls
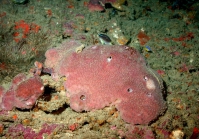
(7, 123), (59, 138)
(44, 40), (166, 125)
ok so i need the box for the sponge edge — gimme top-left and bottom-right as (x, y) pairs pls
(44, 42), (166, 125)
(116, 72), (166, 125)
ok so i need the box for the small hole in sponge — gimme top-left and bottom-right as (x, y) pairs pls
(144, 76), (148, 81)
(146, 92), (152, 97)
(127, 88), (133, 93)
(107, 56), (112, 62)
(125, 46), (129, 49)
(80, 95), (86, 100)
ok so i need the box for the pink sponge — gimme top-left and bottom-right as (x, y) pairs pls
(1, 88), (15, 110)
(14, 74), (44, 109)
(1, 73), (44, 110)
(88, 0), (116, 11)
(44, 41), (166, 125)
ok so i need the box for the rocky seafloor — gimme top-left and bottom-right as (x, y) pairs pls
(0, 0), (199, 138)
